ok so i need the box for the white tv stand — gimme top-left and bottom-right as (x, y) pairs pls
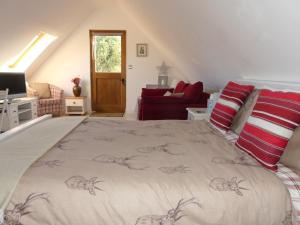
(0, 97), (38, 132)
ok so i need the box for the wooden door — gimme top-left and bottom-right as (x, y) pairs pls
(90, 30), (126, 113)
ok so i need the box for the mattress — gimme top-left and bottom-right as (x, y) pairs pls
(3, 119), (294, 225)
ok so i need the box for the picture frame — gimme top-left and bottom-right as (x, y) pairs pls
(136, 43), (148, 57)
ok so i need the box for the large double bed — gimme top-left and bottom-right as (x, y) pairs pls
(1, 117), (297, 225)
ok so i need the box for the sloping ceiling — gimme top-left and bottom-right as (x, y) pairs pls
(119, 0), (300, 88)
(0, 0), (101, 72)
(2, 0), (300, 88)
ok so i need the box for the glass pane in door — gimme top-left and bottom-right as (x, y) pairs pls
(94, 36), (122, 73)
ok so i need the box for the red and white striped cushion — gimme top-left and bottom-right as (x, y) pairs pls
(235, 89), (300, 171)
(210, 82), (254, 131)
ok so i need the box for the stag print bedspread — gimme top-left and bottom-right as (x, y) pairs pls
(3, 119), (293, 225)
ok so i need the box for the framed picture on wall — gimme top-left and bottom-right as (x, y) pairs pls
(136, 43), (148, 57)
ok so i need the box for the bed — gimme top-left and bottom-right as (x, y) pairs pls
(0, 118), (295, 225)
(1, 79), (300, 225)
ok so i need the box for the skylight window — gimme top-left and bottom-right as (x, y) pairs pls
(1, 32), (57, 72)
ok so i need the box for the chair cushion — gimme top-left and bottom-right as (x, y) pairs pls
(235, 89), (300, 171)
(29, 83), (51, 99)
(210, 82), (254, 131)
(174, 81), (189, 93)
(183, 81), (203, 103)
(39, 98), (61, 106)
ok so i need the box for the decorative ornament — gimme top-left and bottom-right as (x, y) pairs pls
(157, 61), (171, 76)
(71, 77), (81, 97)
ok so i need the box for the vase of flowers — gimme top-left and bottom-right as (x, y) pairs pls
(71, 77), (81, 97)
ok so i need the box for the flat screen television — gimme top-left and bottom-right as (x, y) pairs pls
(0, 72), (27, 99)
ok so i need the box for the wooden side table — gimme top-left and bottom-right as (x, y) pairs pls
(65, 96), (87, 115)
(186, 107), (209, 121)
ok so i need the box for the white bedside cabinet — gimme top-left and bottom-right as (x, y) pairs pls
(65, 96), (87, 115)
(186, 108), (209, 121)
(0, 97), (38, 132)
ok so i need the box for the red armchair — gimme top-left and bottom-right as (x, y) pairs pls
(138, 81), (210, 120)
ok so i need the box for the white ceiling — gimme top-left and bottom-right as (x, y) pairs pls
(2, 0), (300, 88)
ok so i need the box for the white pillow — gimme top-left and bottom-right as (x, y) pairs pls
(163, 91), (185, 97)
(164, 91), (172, 96)
(207, 90), (222, 115)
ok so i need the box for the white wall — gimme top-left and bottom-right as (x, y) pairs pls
(31, 0), (184, 114)
(119, 0), (300, 90)
(4, 0), (300, 102)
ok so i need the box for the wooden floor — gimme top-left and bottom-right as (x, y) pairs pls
(90, 112), (124, 117)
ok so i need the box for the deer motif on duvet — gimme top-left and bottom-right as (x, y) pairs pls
(159, 165), (190, 174)
(54, 138), (82, 151)
(212, 155), (260, 167)
(4, 193), (49, 225)
(93, 154), (149, 170)
(137, 143), (184, 155)
(209, 177), (248, 196)
(65, 176), (103, 195)
(135, 198), (201, 225)
(32, 160), (63, 168)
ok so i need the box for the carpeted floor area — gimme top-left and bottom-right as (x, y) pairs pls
(90, 112), (124, 117)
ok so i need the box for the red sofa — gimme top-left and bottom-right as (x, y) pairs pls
(138, 81), (210, 120)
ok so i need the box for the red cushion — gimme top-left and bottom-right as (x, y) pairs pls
(141, 88), (174, 97)
(183, 81), (203, 103)
(174, 81), (189, 93)
(235, 89), (300, 171)
(210, 82), (254, 131)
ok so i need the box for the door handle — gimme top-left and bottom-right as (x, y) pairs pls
(121, 78), (126, 85)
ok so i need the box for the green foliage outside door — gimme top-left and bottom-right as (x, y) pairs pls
(94, 36), (121, 73)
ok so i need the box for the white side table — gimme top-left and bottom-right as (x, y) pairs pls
(145, 84), (169, 89)
(186, 108), (209, 121)
(65, 96), (87, 115)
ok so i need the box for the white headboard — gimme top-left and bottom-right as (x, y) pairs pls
(236, 78), (300, 92)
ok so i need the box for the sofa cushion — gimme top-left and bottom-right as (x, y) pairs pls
(235, 89), (300, 171)
(29, 82), (51, 99)
(142, 96), (187, 104)
(172, 92), (184, 97)
(210, 82), (254, 131)
(174, 81), (189, 93)
(183, 81), (203, 103)
(142, 88), (174, 97)
(164, 91), (184, 97)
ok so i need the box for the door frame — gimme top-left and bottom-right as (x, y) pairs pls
(89, 30), (127, 113)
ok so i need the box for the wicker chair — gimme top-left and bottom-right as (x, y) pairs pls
(27, 83), (64, 116)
